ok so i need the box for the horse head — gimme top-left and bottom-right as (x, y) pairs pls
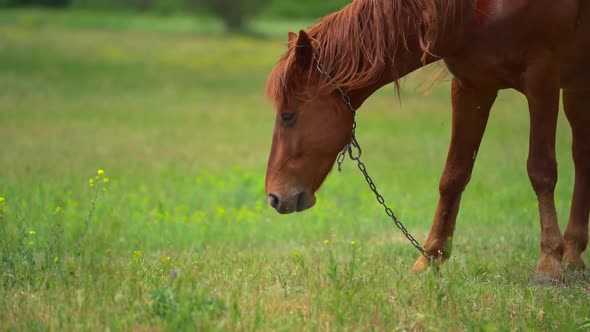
(264, 30), (353, 214)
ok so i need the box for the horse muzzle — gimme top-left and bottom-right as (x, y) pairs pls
(267, 190), (316, 214)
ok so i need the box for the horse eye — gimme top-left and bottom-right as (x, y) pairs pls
(281, 112), (296, 124)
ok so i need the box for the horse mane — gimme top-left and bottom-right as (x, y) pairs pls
(266, 0), (463, 108)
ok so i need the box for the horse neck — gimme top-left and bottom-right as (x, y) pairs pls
(348, 43), (442, 109)
(345, 2), (471, 109)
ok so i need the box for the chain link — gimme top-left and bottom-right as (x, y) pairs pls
(315, 57), (433, 261)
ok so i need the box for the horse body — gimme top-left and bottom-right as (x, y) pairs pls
(562, 1), (590, 88)
(265, 0), (590, 283)
(450, 0), (585, 90)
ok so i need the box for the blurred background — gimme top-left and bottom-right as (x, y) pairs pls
(0, 0), (351, 31)
(0, 0), (569, 251)
(1, 1), (584, 330)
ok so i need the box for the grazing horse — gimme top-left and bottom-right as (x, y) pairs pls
(264, 0), (590, 284)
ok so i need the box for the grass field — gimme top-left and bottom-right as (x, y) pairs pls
(1, 9), (589, 331)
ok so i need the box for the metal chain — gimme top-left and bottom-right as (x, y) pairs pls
(315, 57), (433, 261)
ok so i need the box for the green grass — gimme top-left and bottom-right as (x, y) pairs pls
(1, 9), (589, 331)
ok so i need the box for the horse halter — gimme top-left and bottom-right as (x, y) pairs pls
(313, 56), (434, 261)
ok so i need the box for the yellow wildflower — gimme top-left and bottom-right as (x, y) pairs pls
(103, 177), (109, 183)
(97, 169), (105, 176)
(351, 241), (356, 245)
(324, 239), (329, 245)
(133, 250), (142, 258)
(161, 254), (170, 264)
(89, 178), (95, 186)
(0, 197), (5, 203)
(29, 230), (36, 235)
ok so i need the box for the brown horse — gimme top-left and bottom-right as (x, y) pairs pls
(264, 0), (590, 284)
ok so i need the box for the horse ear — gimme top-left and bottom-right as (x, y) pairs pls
(288, 31), (297, 43)
(295, 30), (313, 69)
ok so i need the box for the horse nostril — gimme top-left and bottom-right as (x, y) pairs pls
(268, 193), (279, 209)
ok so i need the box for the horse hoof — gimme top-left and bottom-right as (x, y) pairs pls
(531, 273), (562, 286)
(412, 255), (429, 273)
(562, 256), (586, 271)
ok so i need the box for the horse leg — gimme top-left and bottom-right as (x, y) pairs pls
(413, 78), (497, 272)
(562, 88), (590, 270)
(523, 52), (564, 285)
